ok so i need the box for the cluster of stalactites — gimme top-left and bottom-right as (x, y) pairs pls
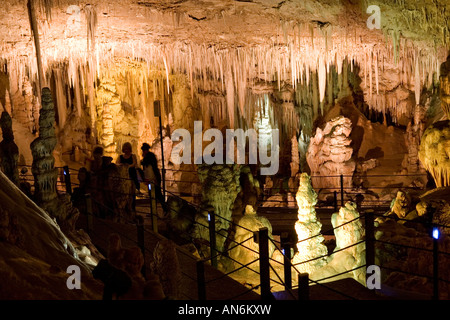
(3, 15), (447, 131)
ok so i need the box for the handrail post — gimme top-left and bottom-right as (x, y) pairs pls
(298, 273), (309, 300)
(85, 193), (93, 235)
(136, 215), (146, 278)
(148, 183), (158, 233)
(433, 228), (439, 300)
(281, 233), (292, 290)
(340, 174), (344, 207)
(208, 211), (217, 268)
(334, 190), (338, 211)
(197, 260), (206, 300)
(63, 165), (72, 195)
(258, 227), (272, 300)
(365, 210), (375, 268)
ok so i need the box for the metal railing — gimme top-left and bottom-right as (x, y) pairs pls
(16, 165), (449, 300)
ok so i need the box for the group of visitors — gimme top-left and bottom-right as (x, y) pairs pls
(115, 142), (166, 207)
(75, 142), (166, 218)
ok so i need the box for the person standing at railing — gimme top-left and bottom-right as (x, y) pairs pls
(85, 146), (104, 174)
(116, 142), (140, 193)
(140, 143), (167, 212)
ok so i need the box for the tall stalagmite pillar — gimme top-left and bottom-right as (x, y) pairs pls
(30, 87), (58, 206)
(292, 173), (328, 274)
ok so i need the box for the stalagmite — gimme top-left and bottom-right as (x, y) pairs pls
(228, 205), (276, 277)
(310, 202), (366, 285)
(0, 111), (19, 186)
(292, 173), (328, 274)
(30, 87), (58, 205)
(192, 164), (241, 257)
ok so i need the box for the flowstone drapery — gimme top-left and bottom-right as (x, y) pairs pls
(0, 111), (19, 186)
(193, 163), (240, 255)
(440, 55), (450, 119)
(418, 120), (450, 187)
(292, 173), (328, 274)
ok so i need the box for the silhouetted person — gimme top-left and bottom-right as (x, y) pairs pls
(86, 146), (104, 174)
(140, 143), (167, 211)
(92, 259), (132, 300)
(116, 142), (140, 192)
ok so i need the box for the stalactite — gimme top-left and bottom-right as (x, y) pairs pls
(312, 71), (319, 118)
(318, 57), (326, 105)
(27, 0), (45, 93)
(54, 68), (67, 128)
(415, 51), (421, 105)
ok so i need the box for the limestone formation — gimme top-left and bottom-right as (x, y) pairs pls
(292, 173), (328, 274)
(387, 190), (411, 219)
(310, 201), (366, 285)
(166, 196), (196, 242)
(307, 116), (355, 190)
(30, 88), (79, 232)
(101, 103), (116, 158)
(232, 165), (261, 216)
(152, 239), (181, 300)
(402, 105), (425, 172)
(0, 111), (19, 185)
(418, 120), (450, 187)
(440, 55), (450, 119)
(194, 163), (241, 254)
(0, 206), (22, 246)
(30, 87), (58, 205)
(228, 205), (275, 277)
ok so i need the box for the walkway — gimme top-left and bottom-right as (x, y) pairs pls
(76, 208), (261, 300)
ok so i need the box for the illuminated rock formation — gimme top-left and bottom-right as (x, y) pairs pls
(440, 55), (450, 119)
(30, 88), (79, 231)
(418, 120), (450, 187)
(386, 190), (411, 219)
(402, 105), (426, 172)
(0, 111), (19, 186)
(193, 163), (240, 255)
(0, 167), (101, 299)
(228, 205), (275, 277)
(307, 116), (355, 190)
(310, 201), (366, 285)
(101, 102), (116, 158)
(292, 173), (328, 274)
(30, 87), (58, 205)
(232, 165), (261, 216)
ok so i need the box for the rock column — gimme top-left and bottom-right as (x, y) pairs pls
(292, 173), (328, 274)
(0, 111), (19, 186)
